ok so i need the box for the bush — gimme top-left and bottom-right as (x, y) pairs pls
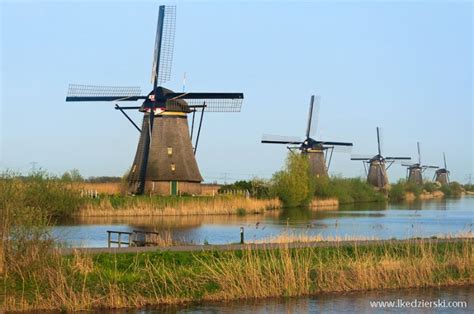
(314, 177), (385, 204)
(423, 182), (437, 193)
(389, 180), (406, 202)
(270, 154), (315, 207)
(404, 180), (423, 197)
(440, 181), (463, 197)
(1, 171), (84, 218)
(61, 169), (84, 182)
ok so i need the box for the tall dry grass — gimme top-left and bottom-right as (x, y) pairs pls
(198, 240), (473, 301)
(78, 196), (281, 217)
(251, 233), (378, 244)
(2, 239), (472, 311)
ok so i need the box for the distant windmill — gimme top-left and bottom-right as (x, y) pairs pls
(402, 142), (438, 185)
(351, 127), (411, 188)
(433, 152), (450, 185)
(261, 95), (353, 178)
(65, 5), (244, 196)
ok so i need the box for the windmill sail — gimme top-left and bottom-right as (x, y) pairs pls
(66, 84), (143, 102)
(351, 127), (411, 188)
(308, 95), (321, 138)
(262, 134), (302, 144)
(151, 5), (176, 86)
(171, 98), (243, 112)
(65, 4), (244, 196)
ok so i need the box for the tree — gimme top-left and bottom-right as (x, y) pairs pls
(271, 153), (315, 207)
(61, 169), (83, 182)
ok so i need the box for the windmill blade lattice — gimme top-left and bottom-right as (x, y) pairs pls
(167, 97), (243, 112)
(350, 154), (374, 161)
(66, 84), (142, 102)
(262, 134), (302, 144)
(151, 5), (176, 86)
(308, 95), (321, 138)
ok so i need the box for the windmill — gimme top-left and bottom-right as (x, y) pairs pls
(433, 152), (450, 185)
(65, 5), (244, 195)
(402, 142), (438, 185)
(261, 95), (353, 178)
(351, 127), (411, 188)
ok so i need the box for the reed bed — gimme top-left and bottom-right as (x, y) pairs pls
(78, 196), (281, 217)
(251, 233), (378, 244)
(2, 239), (472, 311)
(310, 197), (339, 210)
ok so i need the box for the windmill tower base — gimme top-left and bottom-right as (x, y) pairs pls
(435, 172), (449, 185)
(128, 113), (203, 196)
(408, 168), (423, 185)
(367, 161), (388, 189)
(307, 150), (328, 178)
(141, 181), (202, 195)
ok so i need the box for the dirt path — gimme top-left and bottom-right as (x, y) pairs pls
(57, 237), (473, 255)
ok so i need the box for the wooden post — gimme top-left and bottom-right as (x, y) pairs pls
(240, 227), (244, 244)
(118, 233), (121, 248)
(107, 231), (111, 248)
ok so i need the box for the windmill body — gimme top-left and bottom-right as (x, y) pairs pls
(66, 6), (243, 195)
(307, 147), (327, 178)
(403, 142), (438, 186)
(367, 158), (389, 188)
(433, 153), (450, 185)
(262, 96), (353, 178)
(434, 169), (449, 185)
(128, 111), (203, 195)
(407, 165), (423, 185)
(351, 127), (410, 189)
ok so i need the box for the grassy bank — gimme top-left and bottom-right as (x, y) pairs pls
(313, 177), (386, 204)
(79, 195), (281, 217)
(389, 180), (464, 202)
(2, 239), (472, 311)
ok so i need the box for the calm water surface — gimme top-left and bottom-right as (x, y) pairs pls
(112, 285), (473, 313)
(52, 197), (474, 248)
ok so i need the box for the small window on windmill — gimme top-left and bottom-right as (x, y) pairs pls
(167, 147), (173, 156)
(171, 163), (176, 172)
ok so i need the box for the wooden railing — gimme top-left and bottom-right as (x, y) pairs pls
(106, 230), (162, 248)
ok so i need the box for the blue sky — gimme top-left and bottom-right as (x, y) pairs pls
(1, 1), (472, 183)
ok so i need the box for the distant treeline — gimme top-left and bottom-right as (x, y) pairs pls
(218, 153), (469, 208)
(60, 169), (122, 183)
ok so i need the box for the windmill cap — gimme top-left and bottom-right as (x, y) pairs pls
(141, 87), (190, 113)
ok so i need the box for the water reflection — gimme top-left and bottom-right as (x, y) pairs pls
(108, 285), (474, 313)
(52, 197), (474, 248)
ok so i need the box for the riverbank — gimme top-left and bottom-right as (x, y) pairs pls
(77, 195), (281, 217)
(2, 238), (472, 311)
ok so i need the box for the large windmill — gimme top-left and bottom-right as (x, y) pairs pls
(351, 127), (411, 188)
(261, 95), (352, 178)
(433, 152), (450, 185)
(402, 142), (438, 185)
(66, 5), (244, 195)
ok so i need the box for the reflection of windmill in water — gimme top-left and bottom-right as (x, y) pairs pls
(261, 95), (353, 178)
(65, 5), (243, 195)
(433, 153), (450, 185)
(402, 142), (438, 185)
(351, 127), (411, 189)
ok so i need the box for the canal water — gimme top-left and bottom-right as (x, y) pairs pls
(52, 197), (474, 248)
(113, 285), (473, 313)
